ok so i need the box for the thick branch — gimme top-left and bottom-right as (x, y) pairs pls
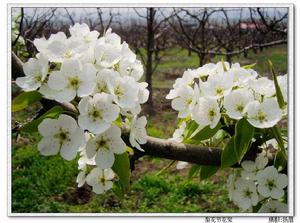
(122, 129), (223, 166)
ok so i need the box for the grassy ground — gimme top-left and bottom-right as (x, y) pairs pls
(11, 44), (287, 213)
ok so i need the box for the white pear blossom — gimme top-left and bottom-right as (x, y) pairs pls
(258, 200), (288, 213)
(171, 85), (197, 118)
(86, 168), (115, 194)
(245, 98), (282, 128)
(94, 39), (121, 68)
(192, 63), (217, 79)
(78, 149), (96, 170)
(85, 125), (126, 169)
(232, 178), (259, 210)
(78, 133), (95, 169)
(119, 59), (143, 81)
(101, 28), (121, 46)
(129, 116), (147, 152)
(227, 67), (257, 86)
(176, 161), (189, 170)
(93, 68), (115, 94)
(120, 42), (137, 62)
(108, 75), (139, 109)
(47, 59), (96, 102)
(206, 61), (230, 76)
(76, 167), (87, 187)
(169, 122), (186, 143)
(16, 56), (48, 91)
(191, 97), (221, 129)
(34, 32), (86, 62)
(227, 173), (237, 200)
(38, 83), (61, 100)
(256, 166), (288, 199)
(201, 73), (234, 98)
(241, 153), (268, 180)
(69, 23), (99, 45)
(249, 77), (275, 98)
(224, 88), (254, 120)
(166, 70), (196, 100)
(78, 93), (120, 134)
(17, 23), (151, 197)
(38, 114), (85, 161)
(137, 82), (150, 104)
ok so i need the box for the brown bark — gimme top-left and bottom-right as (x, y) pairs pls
(144, 8), (155, 114)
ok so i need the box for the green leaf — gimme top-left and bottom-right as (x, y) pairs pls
(199, 165), (219, 180)
(271, 126), (287, 160)
(221, 137), (237, 169)
(274, 150), (287, 172)
(268, 60), (286, 109)
(112, 152), (130, 189)
(188, 164), (201, 180)
(183, 120), (199, 140)
(188, 123), (221, 142)
(20, 106), (63, 133)
(12, 91), (42, 112)
(212, 129), (227, 146)
(252, 202), (263, 213)
(242, 63), (256, 69)
(234, 118), (254, 163)
(112, 181), (125, 199)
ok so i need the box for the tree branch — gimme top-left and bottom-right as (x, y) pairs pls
(11, 52), (271, 167)
(12, 8), (24, 46)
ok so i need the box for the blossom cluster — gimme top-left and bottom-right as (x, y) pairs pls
(167, 61), (287, 141)
(167, 61), (288, 213)
(227, 151), (288, 212)
(16, 23), (149, 194)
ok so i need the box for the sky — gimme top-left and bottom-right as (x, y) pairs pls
(13, 7), (288, 25)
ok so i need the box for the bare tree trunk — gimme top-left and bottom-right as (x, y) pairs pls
(145, 8), (155, 114)
(198, 53), (205, 66)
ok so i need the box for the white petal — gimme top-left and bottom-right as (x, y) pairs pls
(61, 59), (81, 75)
(171, 98), (185, 111)
(103, 104), (120, 122)
(78, 96), (90, 114)
(103, 181), (113, 191)
(110, 138), (126, 154)
(76, 171), (86, 187)
(85, 139), (97, 159)
(93, 184), (105, 194)
(257, 185), (271, 198)
(78, 115), (110, 134)
(241, 160), (256, 172)
(276, 174), (288, 188)
(38, 118), (59, 137)
(86, 167), (101, 186)
(38, 138), (60, 156)
(95, 150), (115, 169)
(48, 71), (67, 90)
(103, 169), (115, 180)
(60, 141), (78, 161)
(53, 89), (76, 103)
(58, 114), (78, 133)
(270, 188), (284, 199)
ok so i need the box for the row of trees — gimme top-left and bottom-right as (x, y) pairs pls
(12, 7), (288, 113)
